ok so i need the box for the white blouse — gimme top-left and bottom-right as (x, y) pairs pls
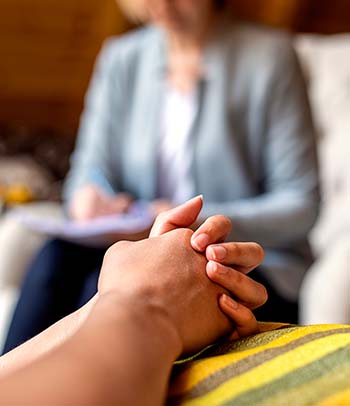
(157, 84), (198, 204)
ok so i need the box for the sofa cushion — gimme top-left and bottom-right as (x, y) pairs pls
(168, 323), (350, 406)
(0, 287), (19, 351)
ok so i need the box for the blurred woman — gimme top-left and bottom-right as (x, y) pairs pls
(3, 0), (319, 353)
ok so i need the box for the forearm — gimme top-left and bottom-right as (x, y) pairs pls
(0, 293), (181, 406)
(0, 296), (97, 378)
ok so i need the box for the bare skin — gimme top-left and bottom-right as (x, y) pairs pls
(0, 197), (266, 405)
(69, 184), (133, 221)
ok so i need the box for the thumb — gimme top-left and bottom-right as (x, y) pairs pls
(150, 195), (203, 237)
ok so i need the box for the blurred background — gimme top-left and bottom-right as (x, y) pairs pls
(1, 0), (349, 132)
(0, 0), (349, 346)
(0, 0), (350, 201)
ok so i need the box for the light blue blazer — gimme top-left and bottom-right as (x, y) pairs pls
(64, 22), (320, 300)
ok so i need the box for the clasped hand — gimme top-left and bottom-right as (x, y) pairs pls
(99, 196), (267, 355)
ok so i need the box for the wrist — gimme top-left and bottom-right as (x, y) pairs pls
(93, 292), (183, 360)
(53, 292), (182, 405)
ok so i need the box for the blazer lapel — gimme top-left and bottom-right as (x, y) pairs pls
(122, 29), (166, 200)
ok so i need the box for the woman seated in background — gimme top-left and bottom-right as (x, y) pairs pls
(3, 0), (319, 353)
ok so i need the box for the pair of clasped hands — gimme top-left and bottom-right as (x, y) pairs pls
(89, 191), (268, 356)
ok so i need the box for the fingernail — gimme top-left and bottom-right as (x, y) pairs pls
(188, 194), (203, 203)
(222, 294), (239, 310)
(209, 245), (227, 261)
(207, 260), (218, 273)
(192, 233), (209, 251)
(207, 261), (229, 275)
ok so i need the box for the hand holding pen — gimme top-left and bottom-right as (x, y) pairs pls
(69, 170), (134, 222)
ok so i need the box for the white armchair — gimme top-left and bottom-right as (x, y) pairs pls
(0, 202), (63, 349)
(295, 34), (350, 324)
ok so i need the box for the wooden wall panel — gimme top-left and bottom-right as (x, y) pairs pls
(0, 0), (349, 133)
(230, 0), (350, 32)
(230, 0), (302, 28)
(0, 0), (129, 131)
(295, 0), (350, 33)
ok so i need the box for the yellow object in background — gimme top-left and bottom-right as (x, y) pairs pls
(0, 184), (34, 205)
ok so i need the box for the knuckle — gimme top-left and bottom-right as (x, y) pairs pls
(231, 242), (242, 257)
(233, 269), (244, 284)
(182, 228), (194, 242)
(172, 227), (193, 242)
(106, 240), (130, 258)
(116, 239), (131, 248)
(220, 215), (232, 229)
(155, 211), (168, 224)
(105, 244), (114, 258)
(200, 217), (214, 233)
(203, 215), (232, 235)
(213, 215), (232, 230)
(104, 246), (115, 263)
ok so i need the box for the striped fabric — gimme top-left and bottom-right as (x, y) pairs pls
(168, 323), (350, 406)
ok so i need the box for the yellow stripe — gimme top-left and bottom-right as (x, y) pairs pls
(258, 359), (350, 406)
(170, 325), (349, 395)
(180, 333), (349, 406)
(319, 389), (350, 406)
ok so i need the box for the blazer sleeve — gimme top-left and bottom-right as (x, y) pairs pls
(63, 39), (125, 205)
(201, 39), (320, 248)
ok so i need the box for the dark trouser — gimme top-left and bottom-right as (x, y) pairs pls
(250, 269), (299, 325)
(2, 239), (106, 354)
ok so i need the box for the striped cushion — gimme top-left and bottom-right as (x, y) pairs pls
(168, 323), (350, 406)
